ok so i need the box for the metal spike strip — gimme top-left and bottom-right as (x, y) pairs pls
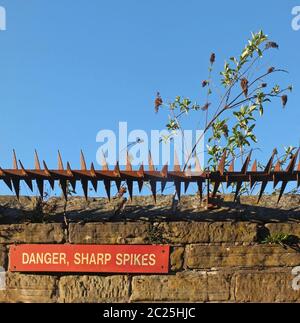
(0, 149), (299, 204)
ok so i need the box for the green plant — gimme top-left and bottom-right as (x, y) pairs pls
(155, 31), (294, 196)
(262, 233), (291, 246)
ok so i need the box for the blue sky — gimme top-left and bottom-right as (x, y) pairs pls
(0, 0), (299, 196)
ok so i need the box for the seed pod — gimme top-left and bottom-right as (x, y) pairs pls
(154, 92), (163, 113)
(240, 78), (249, 97)
(281, 95), (288, 107)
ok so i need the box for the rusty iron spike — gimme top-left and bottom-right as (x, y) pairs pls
(0, 167), (13, 191)
(80, 150), (87, 170)
(148, 151), (155, 171)
(257, 150), (277, 204)
(250, 160), (257, 189)
(58, 151), (64, 170)
(90, 163), (98, 192)
(218, 151), (227, 176)
(13, 150), (18, 170)
(127, 180), (133, 201)
(103, 180), (111, 200)
(174, 151), (181, 172)
(0, 148), (299, 203)
(43, 161), (55, 189)
(66, 162), (76, 192)
(126, 152), (132, 171)
(277, 149), (300, 204)
(273, 160), (282, 189)
(36, 179), (44, 197)
(18, 160), (33, 192)
(137, 164), (144, 192)
(150, 180), (157, 203)
(101, 153), (109, 171)
(34, 150), (41, 170)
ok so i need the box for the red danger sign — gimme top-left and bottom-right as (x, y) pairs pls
(9, 244), (170, 273)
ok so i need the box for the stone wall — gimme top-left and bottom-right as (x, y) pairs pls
(0, 194), (300, 303)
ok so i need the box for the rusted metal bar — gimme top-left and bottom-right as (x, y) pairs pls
(0, 149), (299, 204)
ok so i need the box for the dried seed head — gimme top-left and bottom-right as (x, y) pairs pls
(265, 41), (279, 49)
(202, 80), (208, 88)
(240, 78), (249, 97)
(210, 53), (216, 65)
(268, 67), (275, 74)
(281, 95), (288, 107)
(154, 92), (163, 113)
(261, 83), (267, 88)
(201, 102), (211, 111)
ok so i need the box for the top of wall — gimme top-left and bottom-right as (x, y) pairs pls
(0, 194), (299, 224)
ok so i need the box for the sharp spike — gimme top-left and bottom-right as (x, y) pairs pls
(286, 148), (299, 173)
(66, 162), (72, 176)
(174, 151), (181, 172)
(101, 152), (109, 171)
(150, 180), (157, 203)
(0, 168), (13, 191)
(197, 180), (203, 201)
(90, 162), (96, 177)
(257, 181), (268, 204)
(80, 150), (87, 170)
(274, 160), (281, 172)
(115, 180), (122, 192)
(138, 163), (145, 177)
(137, 164), (144, 192)
(90, 163), (97, 192)
(18, 160), (27, 176)
(19, 160), (33, 192)
(13, 150), (18, 170)
(194, 155), (202, 173)
(241, 150), (252, 174)
(114, 162), (121, 177)
(277, 181), (288, 204)
(126, 152), (132, 171)
(66, 162), (76, 191)
(175, 181), (181, 200)
(249, 160), (257, 189)
(251, 160), (257, 172)
(148, 151), (155, 171)
(229, 159), (235, 172)
(104, 180), (111, 200)
(137, 180), (143, 193)
(60, 180), (68, 201)
(34, 150), (41, 170)
(212, 181), (220, 197)
(161, 180), (167, 193)
(184, 181), (190, 193)
(36, 179), (44, 197)
(81, 179), (88, 200)
(264, 149), (277, 174)
(127, 180), (133, 201)
(58, 151), (64, 170)
(234, 182), (243, 202)
(161, 164), (168, 177)
(273, 161), (282, 189)
(12, 178), (20, 199)
(43, 161), (55, 189)
(218, 151), (226, 175)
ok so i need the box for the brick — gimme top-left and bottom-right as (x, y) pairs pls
(0, 224), (65, 244)
(58, 275), (129, 303)
(185, 245), (300, 269)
